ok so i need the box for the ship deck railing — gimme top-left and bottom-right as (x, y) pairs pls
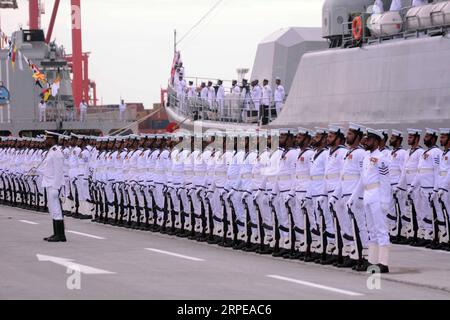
(166, 88), (279, 125)
(341, 7), (450, 49)
(0, 106), (136, 124)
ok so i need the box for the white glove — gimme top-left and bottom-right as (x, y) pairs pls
(241, 194), (248, 205)
(301, 198), (312, 209)
(407, 186), (416, 198)
(346, 198), (355, 210)
(438, 189), (446, 199)
(429, 191), (437, 202)
(329, 196), (338, 208)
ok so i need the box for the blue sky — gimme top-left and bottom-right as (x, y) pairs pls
(2, 0), (324, 108)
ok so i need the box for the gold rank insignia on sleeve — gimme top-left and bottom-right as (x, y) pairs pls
(423, 153), (430, 160)
(370, 157), (378, 164)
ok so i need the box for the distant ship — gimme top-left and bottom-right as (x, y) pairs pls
(165, 0), (450, 132)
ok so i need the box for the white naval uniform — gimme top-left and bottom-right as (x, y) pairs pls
(274, 148), (300, 245)
(212, 150), (234, 236)
(412, 146), (443, 239)
(293, 148), (315, 246)
(216, 85), (225, 118)
(177, 79), (187, 111)
(39, 146), (64, 220)
(274, 85), (285, 116)
(261, 147), (284, 241)
(226, 149), (246, 235)
(207, 86), (216, 109)
(333, 147), (368, 251)
(438, 149), (450, 242)
(154, 148), (170, 223)
(397, 147), (424, 237)
(373, 0), (384, 14)
(170, 148), (190, 227)
(333, 147), (368, 256)
(79, 102), (88, 122)
(240, 150), (259, 241)
(307, 147), (330, 253)
(388, 147), (408, 235)
(390, 0), (402, 11)
(190, 149), (210, 231)
(251, 85), (262, 117)
(325, 146), (347, 249)
(350, 149), (391, 247)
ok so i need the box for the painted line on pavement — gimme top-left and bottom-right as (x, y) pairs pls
(67, 230), (106, 240)
(394, 244), (450, 255)
(145, 248), (205, 262)
(19, 220), (39, 225)
(267, 275), (364, 297)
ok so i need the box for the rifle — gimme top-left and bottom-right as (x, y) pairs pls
(438, 197), (450, 246)
(242, 196), (253, 249)
(187, 190), (196, 237)
(177, 190), (186, 234)
(205, 193), (215, 240)
(317, 201), (327, 261)
(253, 198), (265, 252)
(167, 188), (178, 233)
(132, 182), (142, 228)
(147, 185), (159, 229)
(140, 184), (151, 229)
(407, 194), (419, 243)
(330, 203), (343, 264)
(32, 177), (40, 208)
(302, 202), (313, 259)
(72, 178), (80, 217)
(269, 198), (280, 252)
(0, 172), (6, 202)
(196, 190), (207, 239)
(393, 193), (403, 241)
(161, 187), (170, 232)
(286, 198), (297, 255)
(227, 196), (239, 244)
(112, 182), (120, 224)
(220, 194), (230, 245)
(348, 205), (364, 265)
(429, 194), (440, 246)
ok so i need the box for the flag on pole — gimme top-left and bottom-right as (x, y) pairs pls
(11, 45), (17, 69)
(51, 73), (61, 96)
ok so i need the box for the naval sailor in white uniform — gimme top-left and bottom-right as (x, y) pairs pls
(410, 128), (443, 248)
(38, 132), (66, 243)
(388, 130), (408, 243)
(348, 128), (392, 273)
(396, 129), (424, 244)
(437, 128), (450, 250)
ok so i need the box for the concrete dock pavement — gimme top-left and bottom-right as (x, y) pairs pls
(1, 205), (450, 300)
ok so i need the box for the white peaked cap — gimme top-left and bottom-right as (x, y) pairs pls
(348, 123), (365, 132)
(391, 130), (403, 138)
(407, 128), (422, 136)
(366, 128), (384, 139)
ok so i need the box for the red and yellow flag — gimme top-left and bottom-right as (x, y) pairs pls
(11, 45), (17, 69)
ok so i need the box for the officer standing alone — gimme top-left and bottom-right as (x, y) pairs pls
(37, 132), (66, 243)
